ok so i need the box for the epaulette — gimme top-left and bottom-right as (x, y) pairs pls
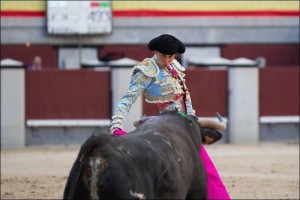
(131, 58), (159, 78)
(171, 59), (185, 72)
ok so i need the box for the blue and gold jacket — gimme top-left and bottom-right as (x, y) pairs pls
(111, 55), (195, 130)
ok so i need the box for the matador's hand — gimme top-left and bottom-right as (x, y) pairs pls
(111, 128), (127, 136)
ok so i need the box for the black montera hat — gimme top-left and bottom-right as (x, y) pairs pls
(148, 34), (185, 55)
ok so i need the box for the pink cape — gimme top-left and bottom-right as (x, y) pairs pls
(200, 146), (231, 200)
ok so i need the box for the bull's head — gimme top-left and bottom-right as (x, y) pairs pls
(198, 112), (226, 144)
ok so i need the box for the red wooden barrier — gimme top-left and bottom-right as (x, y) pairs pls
(25, 67), (299, 121)
(221, 44), (299, 67)
(25, 69), (111, 119)
(259, 67), (299, 116)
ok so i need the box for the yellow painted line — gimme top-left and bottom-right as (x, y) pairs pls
(1, 1), (299, 12)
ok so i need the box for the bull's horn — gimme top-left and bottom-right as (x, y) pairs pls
(216, 112), (224, 122)
(198, 112), (226, 131)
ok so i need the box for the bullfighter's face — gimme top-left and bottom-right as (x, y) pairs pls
(155, 51), (176, 68)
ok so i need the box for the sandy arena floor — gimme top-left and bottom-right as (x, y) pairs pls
(1, 142), (299, 199)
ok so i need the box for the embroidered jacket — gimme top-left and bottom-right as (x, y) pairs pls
(110, 56), (196, 130)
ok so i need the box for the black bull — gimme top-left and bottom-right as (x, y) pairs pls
(63, 111), (207, 199)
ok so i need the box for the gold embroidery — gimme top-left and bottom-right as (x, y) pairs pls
(161, 86), (174, 95)
(161, 70), (170, 77)
(131, 58), (159, 78)
(161, 77), (174, 86)
(145, 95), (175, 103)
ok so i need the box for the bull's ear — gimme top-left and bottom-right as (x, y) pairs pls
(201, 128), (222, 145)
